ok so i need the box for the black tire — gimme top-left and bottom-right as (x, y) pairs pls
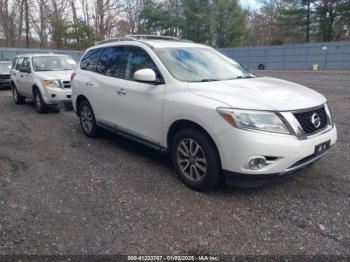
(12, 84), (25, 105)
(78, 99), (99, 138)
(171, 128), (222, 191)
(33, 88), (48, 114)
(258, 64), (265, 70)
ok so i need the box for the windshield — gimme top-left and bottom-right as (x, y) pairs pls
(32, 56), (77, 72)
(155, 48), (254, 82)
(0, 62), (11, 71)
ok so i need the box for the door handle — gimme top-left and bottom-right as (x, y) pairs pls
(86, 81), (93, 86)
(117, 88), (127, 95)
(20, 75), (23, 77)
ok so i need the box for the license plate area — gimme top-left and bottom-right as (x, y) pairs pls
(315, 140), (330, 156)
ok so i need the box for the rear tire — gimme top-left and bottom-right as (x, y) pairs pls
(12, 84), (25, 105)
(78, 99), (99, 138)
(171, 128), (222, 191)
(33, 89), (48, 114)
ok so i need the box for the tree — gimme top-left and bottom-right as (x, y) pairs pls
(247, 0), (286, 45)
(315, 0), (350, 42)
(212, 0), (248, 47)
(181, 0), (211, 43)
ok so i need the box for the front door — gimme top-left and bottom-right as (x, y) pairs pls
(115, 46), (165, 145)
(19, 57), (33, 97)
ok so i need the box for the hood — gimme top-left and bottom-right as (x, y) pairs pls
(35, 70), (74, 81)
(188, 76), (326, 111)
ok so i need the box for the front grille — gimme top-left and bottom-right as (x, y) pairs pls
(294, 106), (328, 135)
(0, 74), (10, 80)
(61, 80), (71, 89)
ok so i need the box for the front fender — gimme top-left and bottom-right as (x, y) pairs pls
(32, 80), (48, 102)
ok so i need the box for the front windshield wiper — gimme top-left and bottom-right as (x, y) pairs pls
(236, 75), (255, 79)
(200, 79), (220, 82)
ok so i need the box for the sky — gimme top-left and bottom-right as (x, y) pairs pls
(240, 0), (261, 10)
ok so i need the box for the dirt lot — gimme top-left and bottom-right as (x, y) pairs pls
(0, 70), (349, 256)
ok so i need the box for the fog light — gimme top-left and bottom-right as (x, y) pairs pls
(248, 157), (266, 170)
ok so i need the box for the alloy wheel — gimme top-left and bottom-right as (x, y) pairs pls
(80, 105), (93, 133)
(176, 138), (207, 182)
(13, 88), (18, 102)
(35, 93), (41, 111)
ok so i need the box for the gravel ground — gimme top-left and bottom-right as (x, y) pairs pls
(0, 70), (349, 256)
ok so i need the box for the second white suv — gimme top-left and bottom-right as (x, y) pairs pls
(72, 36), (337, 191)
(10, 54), (77, 113)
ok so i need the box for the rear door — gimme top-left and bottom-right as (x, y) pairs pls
(92, 45), (126, 125)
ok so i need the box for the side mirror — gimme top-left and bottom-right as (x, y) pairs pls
(134, 69), (157, 83)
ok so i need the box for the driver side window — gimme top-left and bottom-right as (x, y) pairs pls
(21, 58), (31, 72)
(16, 57), (24, 70)
(124, 46), (162, 82)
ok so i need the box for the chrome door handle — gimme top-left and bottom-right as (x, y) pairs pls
(117, 88), (127, 95)
(86, 81), (93, 86)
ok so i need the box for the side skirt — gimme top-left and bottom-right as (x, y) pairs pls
(97, 122), (168, 153)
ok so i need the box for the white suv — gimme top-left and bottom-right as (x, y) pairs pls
(72, 35), (337, 191)
(10, 54), (77, 113)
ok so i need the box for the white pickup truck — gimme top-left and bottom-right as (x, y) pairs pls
(10, 54), (77, 113)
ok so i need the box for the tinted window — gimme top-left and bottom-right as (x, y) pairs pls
(80, 48), (102, 71)
(16, 57), (24, 70)
(124, 47), (161, 81)
(96, 46), (125, 78)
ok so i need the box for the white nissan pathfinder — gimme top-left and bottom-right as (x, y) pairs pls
(71, 35), (337, 191)
(11, 54), (77, 113)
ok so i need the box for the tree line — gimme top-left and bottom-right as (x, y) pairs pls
(0, 0), (349, 50)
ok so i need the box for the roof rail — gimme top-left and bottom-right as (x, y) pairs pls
(126, 35), (193, 43)
(95, 37), (136, 45)
(94, 35), (193, 46)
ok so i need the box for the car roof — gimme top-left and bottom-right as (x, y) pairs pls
(91, 39), (210, 51)
(16, 53), (71, 58)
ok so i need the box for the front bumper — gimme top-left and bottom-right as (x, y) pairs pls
(215, 125), (337, 187)
(43, 87), (72, 104)
(0, 79), (11, 88)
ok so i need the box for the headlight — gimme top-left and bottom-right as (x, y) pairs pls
(43, 80), (61, 88)
(217, 108), (291, 134)
(324, 102), (333, 126)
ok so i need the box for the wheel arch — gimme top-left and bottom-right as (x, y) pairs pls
(166, 119), (222, 168)
(76, 94), (90, 112)
(32, 84), (39, 94)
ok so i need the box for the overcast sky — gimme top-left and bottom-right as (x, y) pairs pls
(240, 0), (261, 10)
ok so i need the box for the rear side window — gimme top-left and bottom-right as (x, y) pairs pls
(16, 57), (24, 70)
(80, 48), (102, 71)
(96, 46), (125, 78)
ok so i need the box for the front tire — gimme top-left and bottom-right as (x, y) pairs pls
(171, 128), (222, 191)
(33, 89), (48, 113)
(12, 84), (25, 105)
(78, 99), (99, 138)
